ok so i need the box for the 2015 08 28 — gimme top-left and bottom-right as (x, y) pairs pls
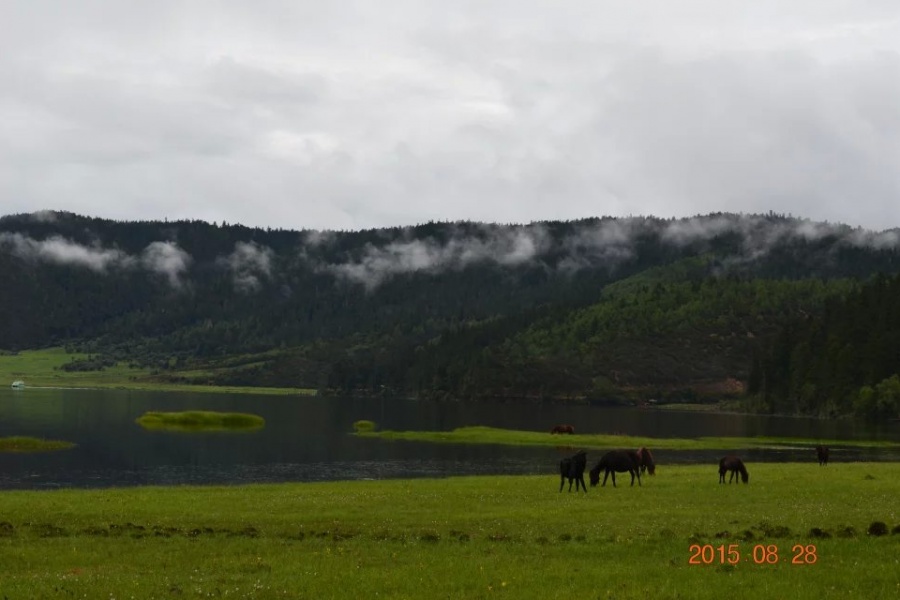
(688, 543), (818, 565)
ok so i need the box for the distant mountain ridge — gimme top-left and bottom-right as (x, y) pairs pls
(2, 210), (900, 410)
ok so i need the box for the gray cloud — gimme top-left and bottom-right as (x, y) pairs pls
(27, 210), (59, 223)
(303, 230), (337, 247)
(0, 231), (192, 288)
(2, 2), (900, 230)
(326, 225), (550, 289)
(0, 232), (132, 272)
(218, 241), (274, 293)
(141, 241), (192, 288)
(559, 219), (649, 273)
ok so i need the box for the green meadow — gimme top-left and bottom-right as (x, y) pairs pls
(356, 425), (900, 451)
(0, 464), (898, 599)
(0, 347), (315, 396)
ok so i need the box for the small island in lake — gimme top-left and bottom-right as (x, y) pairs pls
(136, 411), (265, 432)
(0, 436), (75, 453)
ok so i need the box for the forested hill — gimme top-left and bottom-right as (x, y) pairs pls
(2, 210), (900, 410)
(751, 273), (900, 419)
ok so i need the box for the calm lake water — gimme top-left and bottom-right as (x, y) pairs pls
(1, 388), (899, 489)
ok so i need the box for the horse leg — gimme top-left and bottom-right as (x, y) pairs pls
(559, 474), (565, 492)
(611, 471), (617, 487)
(577, 475), (587, 493)
(636, 469), (641, 486)
(729, 470), (735, 484)
(629, 470), (635, 486)
(602, 470), (610, 487)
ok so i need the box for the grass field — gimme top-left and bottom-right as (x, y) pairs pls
(357, 425), (900, 451)
(0, 464), (898, 598)
(0, 347), (315, 396)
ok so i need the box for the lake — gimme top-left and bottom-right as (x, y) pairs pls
(1, 388), (898, 489)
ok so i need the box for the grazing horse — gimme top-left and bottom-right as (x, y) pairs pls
(589, 450), (642, 488)
(559, 450), (587, 492)
(636, 447), (656, 475)
(550, 424), (576, 435)
(815, 445), (829, 466)
(718, 456), (749, 484)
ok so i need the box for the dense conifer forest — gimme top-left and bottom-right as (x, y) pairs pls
(2, 210), (900, 418)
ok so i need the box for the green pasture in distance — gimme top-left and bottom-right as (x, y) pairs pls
(0, 347), (315, 396)
(0, 436), (75, 453)
(356, 425), (900, 450)
(135, 410), (265, 432)
(0, 464), (898, 598)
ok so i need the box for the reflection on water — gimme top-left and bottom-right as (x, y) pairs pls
(0, 388), (898, 489)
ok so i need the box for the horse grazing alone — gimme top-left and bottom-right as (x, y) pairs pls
(718, 456), (749, 484)
(636, 447), (656, 475)
(559, 450), (587, 492)
(550, 424), (575, 435)
(589, 450), (642, 488)
(815, 445), (829, 466)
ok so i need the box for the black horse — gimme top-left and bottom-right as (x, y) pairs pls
(637, 447), (656, 475)
(718, 456), (749, 484)
(589, 450), (642, 487)
(559, 450), (587, 492)
(815, 445), (829, 466)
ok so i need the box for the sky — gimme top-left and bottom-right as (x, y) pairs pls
(2, 1), (900, 232)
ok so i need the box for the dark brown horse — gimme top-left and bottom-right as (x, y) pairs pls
(589, 450), (641, 487)
(559, 450), (587, 492)
(718, 456), (749, 484)
(815, 445), (829, 466)
(550, 424), (576, 435)
(636, 447), (656, 475)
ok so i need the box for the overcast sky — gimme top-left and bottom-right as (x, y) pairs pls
(2, 1), (900, 231)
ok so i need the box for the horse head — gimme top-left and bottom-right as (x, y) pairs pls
(588, 465), (601, 486)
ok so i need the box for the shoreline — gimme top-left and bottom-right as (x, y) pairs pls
(355, 425), (900, 450)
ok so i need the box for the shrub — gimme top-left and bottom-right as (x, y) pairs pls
(353, 420), (377, 433)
